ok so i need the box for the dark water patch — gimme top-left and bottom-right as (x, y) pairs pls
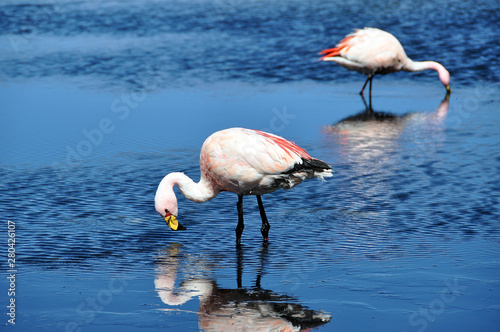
(1, 0), (499, 91)
(391, 192), (411, 201)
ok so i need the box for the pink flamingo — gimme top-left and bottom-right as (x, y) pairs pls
(155, 128), (332, 243)
(319, 27), (451, 96)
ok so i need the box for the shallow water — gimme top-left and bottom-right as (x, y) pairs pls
(1, 1), (500, 331)
(0, 0), (498, 90)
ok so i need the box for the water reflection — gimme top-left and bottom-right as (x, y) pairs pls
(323, 94), (450, 164)
(154, 244), (331, 332)
(320, 94), (452, 247)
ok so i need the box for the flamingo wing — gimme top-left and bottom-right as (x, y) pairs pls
(320, 28), (407, 75)
(200, 128), (330, 194)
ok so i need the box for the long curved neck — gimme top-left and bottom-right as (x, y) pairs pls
(403, 60), (438, 72)
(403, 60), (450, 87)
(160, 172), (218, 203)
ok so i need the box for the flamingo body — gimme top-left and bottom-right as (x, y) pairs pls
(155, 128), (332, 242)
(320, 27), (451, 94)
(200, 128), (326, 195)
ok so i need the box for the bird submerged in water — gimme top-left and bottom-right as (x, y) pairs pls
(319, 27), (451, 96)
(155, 127), (332, 243)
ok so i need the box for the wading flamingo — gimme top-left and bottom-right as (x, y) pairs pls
(319, 27), (451, 96)
(155, 127), (332, 243)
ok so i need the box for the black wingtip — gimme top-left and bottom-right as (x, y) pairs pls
(304, 158), (332, 171)
(285, 158), (331, 174)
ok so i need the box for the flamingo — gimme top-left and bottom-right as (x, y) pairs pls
(155, 127), (332, 243)
(319, 27), (451, 96)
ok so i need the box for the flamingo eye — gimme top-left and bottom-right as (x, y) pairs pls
(164, 209), (171, 217)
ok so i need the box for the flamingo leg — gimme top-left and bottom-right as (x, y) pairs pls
(360, 75), (375, 96)
(369, 76), (373, 97)
(359, 76), (371, 95)
(236, 195), (244, 243)
(257, 195), (270, 242)
(368, 76), (373, 106)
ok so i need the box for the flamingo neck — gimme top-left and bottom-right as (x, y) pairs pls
(155, 275), (214, 306)
(159, 172), (218, 204)
(403, 60), (450, 87)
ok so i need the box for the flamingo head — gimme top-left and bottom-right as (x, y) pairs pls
(440, 70), (451, 94)
(155, 174), (186, 231)
(406, 60), (451, 94)
(432, 62), (451, 94)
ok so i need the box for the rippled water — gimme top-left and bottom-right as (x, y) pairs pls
(1, 1), (500, 331)
(0, 0), (498, 91)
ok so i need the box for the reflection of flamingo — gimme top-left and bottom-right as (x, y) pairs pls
(319, 27), (451, 96)
(155, 244), (331, 332)
(155, 128), (332, 243)
(323, 94), (450, 163)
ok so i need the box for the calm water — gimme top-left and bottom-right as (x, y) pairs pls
(1, 1), (500, 331)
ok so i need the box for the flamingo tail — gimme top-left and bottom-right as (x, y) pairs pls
(284, 158), (333, 180)
(319, 35), (355, 60)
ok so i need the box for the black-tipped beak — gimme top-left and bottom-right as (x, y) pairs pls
(164, 215), (186, 231)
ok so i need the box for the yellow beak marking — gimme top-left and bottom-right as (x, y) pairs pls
(164, 215), (180, 231)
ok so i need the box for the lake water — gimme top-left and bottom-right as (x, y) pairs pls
(1, 1), (499, 331)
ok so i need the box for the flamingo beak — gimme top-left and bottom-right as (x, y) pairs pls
(164, 214), (186, 231)
(445, 85), (452, 94)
